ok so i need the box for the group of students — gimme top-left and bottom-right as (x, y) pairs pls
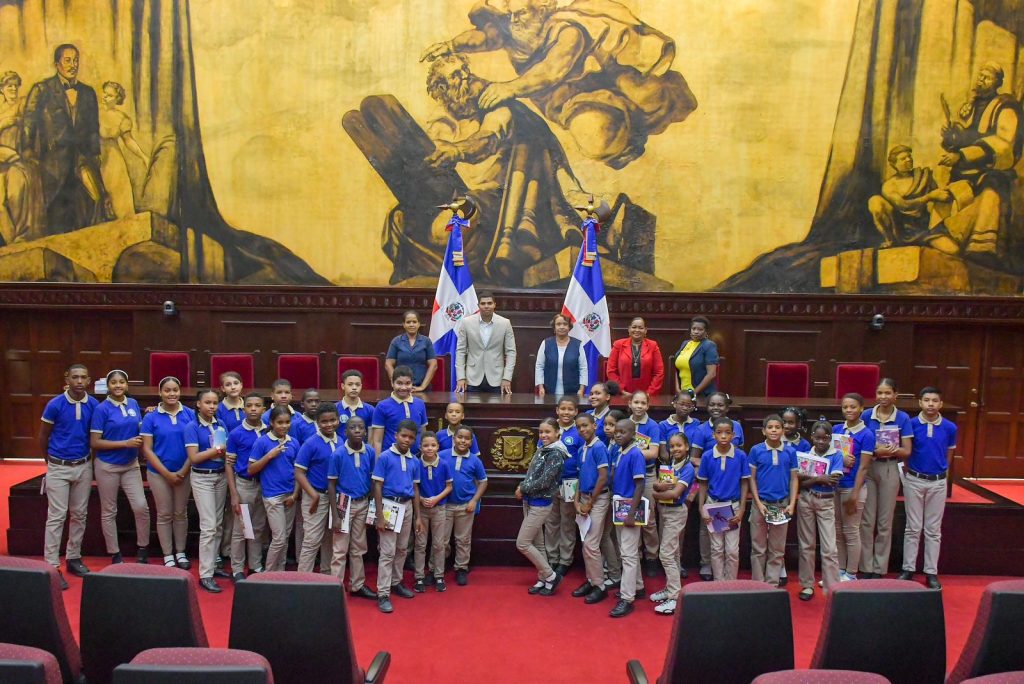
(39, 363), (955, 618)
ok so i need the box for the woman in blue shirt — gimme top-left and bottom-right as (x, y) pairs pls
(670, 316), (720, 398)
(385, 310), (438, 391)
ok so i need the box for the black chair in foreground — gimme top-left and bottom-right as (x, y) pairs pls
(947, 580), (1024, 684)
(229, 571), (390, 684)
(112, 647), (273, 684)
(961, 674), (1024, 684)
(627, 580), (793, 684)
(753, 670), (891, 683)
(810, 579), (945, 684)
(0, 642), (64, 684)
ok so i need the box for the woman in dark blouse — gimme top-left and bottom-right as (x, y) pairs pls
(385, 310), (438, 391)
(670, 316), (719, 398)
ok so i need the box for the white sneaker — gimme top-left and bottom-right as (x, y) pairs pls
(818, 579), (824, 587)
(654, 599), (677, 615)
(840, 572), (857, 582)
(649, 589), (671, 603)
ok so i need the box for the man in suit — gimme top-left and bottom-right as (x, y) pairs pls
(455, 291), (517, 394)
(20, 43), (112, 235)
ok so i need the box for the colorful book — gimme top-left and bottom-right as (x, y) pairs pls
(876, 426), (901, 451)
(703, 501), (736, 533)
(832, 433), (853, 472)
(657, 465), (676, 505)
(634, 434), (652, 451)
(612, 495), (650, 526)
(365, 497), (405, 533)
(559, 478), (579, 503)
(796, 451), (831, 477)
(329, 492), (352, 534)
(763, 502), (791, 526)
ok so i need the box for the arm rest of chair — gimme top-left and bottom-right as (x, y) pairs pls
(365, 651), (391, 684)
(626, 660), (648, 684)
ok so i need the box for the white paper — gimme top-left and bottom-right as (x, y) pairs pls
(239, 504), (255, 540)
(328, 493), (352, 534)
(366, 498), (405, 533)
(897, 461), (906, 486)
(560, 478), (579, 503)
(575, 514), (592, 541)
(39, 475), (47, 495)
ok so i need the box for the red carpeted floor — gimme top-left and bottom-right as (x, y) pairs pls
(971, 479), (1024, 506)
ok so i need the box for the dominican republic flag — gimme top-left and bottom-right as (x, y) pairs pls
(429, 216), (478, 390)
(562, 217), (611, 389)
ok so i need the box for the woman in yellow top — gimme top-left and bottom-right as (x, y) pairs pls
(671, 316), (720, 398)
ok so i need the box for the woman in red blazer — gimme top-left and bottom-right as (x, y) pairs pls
(606, 317), (664, 395)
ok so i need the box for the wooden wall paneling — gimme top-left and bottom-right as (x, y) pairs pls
(741, 325), (821, 396)
(974, 328), (1024, 478)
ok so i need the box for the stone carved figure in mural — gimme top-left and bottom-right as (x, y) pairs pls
(0, 71), (46, 245)
(20, 44), (113, 236)
(420, 0), (696, 169)
(99, 81), (150, 219)
(867, 146), (954, 250)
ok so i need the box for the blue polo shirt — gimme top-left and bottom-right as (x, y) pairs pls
(436, 427), (481, 456)
(335, 400), (375, 429)
(659, 415), (702, 450)
(184, 417), (226, 471)
(692, 418), (745, 452)
(250, 434), (299, 498)
(578, 438), (609, 495)
(834, 422), (876, 488)
(696, 446), (751, 502)
(418, 456), (452, 502)
(140, 405), (196, 473)
(588, 407), (612, 445)
(227, 421), (267, 480)
(907, 415), (957, 474)
(372, 447), (422, 499)
(371, 395), (428, 454)
(41, 392), (99, 460)
(748, 443), (797, 502)
(862, 406), (913, 457)
(216, 399), (246, 433)
(610, 444), (646, 498)
(293, 414), (320, 445)
(783, 434), (811, 453)
(295, 431), (338, 492)
(261, 405), (305, 442)
(804, 448), (846, 494)
(89, 397), (142, 465)
(664, 460), (696, 506)
(328, 441), (376, 499)
(559, 424), (583, 479)
(441, 449), (488, 504)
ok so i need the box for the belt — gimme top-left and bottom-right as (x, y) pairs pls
(874, 456), (898, 462)
(805, 490), (834, 499)
(389, 496), (411, 503)
(314, 487), (328, 494)
(47, 455), (90, 467)
(708, 498), (737, 505)
(761, 498), (788, 504)
(236, 472), (253, 481)
(192, 467), (224, 475)
(350, 495), (368, 503)
(907, 468), (946, 481)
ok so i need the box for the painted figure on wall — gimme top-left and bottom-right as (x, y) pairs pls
(867, 146), (953, 250)
(99, 81), (150, 220)
(0, 71), (46, 245)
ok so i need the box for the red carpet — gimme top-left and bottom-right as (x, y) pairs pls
(971, 479), (1024, 506)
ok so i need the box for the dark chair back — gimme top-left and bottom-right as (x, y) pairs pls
(948, 580), (1024, 684)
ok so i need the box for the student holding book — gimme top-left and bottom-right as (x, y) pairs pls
(898, 387), (956, 590)
(697, 416), (750, 581)
(833, 393), (875, 581)
(545, 397), (582, 576)
(572, 413), (611, 604)
(441, 425), (488, 586)
(224, 392), (267, 581)
(777, 406), (809, 586)
(599, 410), (626, 589)
(748, 415), (798, 587)
(796, 419), (845, 601)
(294, 403), (342, 574)
(627, 390), (662, 576)
(860, 378), (914, 579)
(650, 432), (695, 615)
(514, 418), (567, 597)
(414, 432), (452, 592)
(609, 418), (647, 617)
(326, 416), (377, 600)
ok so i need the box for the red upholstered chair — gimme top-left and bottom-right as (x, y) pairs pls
(811, 579), (944, 684)
(0, 643), (64, 684)
(0, 557), (82, 684)
(81, 564), (208, 684)
(211, 354), (255, 388)
(753, 671), (891, 683)
(112, 648), (274, 684)
(430, 355), (449, 392)
(276, 354), (320, 390)
(962, 675), (1024, 684)
(337, 356), (381, 391)
(765, 362), (810, 398)
(149, 352), (191, 386)
(948, 580), (1024, 684)
(627, 580), (793, 684)
(835, 363), (880, 400)
(229, 572), (389, 684)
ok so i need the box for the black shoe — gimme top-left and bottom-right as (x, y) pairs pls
(455, 569), (468, 586)
(799, 588), (814, 601)
(528, 580), (545, 595)
(378, 596), (393, 614)
(214, 567), (232, 579)
(616, 589), (645, 600)
(414, 579), (426, 593)
(584, 587), (608, 604)
(232, 572), (246, 583)
(699, 570), (713, 582)
(110, 552), (124, 565)
(609, 599), (634, 618)
(539, 573), (563, 596)
(925, 574), (942, 590)
(57, 570), (69, 591)
(553, 564), (567, 577)
(897, 570), (915, 581)
(778, 573), (789, 586)
(603, 579), (620, 590)
(679, 567), (688, 579)
(66, 558), (90, 577)
(351, 586), (378, 600)
(435, 577), (448, 592)
(136, 548), (149, 564)
(391, 583), (414, 599)
(199, 577), (222, 593)
(572, 581), (593, 598)
(175, 555), (191, 571)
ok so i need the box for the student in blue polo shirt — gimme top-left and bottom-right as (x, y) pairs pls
(748, 415), (798, 587)
(372, 419), (424, 613)
(371, 365), (428, 457)
(777, 406), (809, 588)
(328, 416), (377, 599)
(216, 371), (246, 433)
(141, 376), (196, 571)
(261, 379), (304, 441)
(599, 410), (626, 588)
(442, 425), (488, 587)
(697, 417), (751, 582)
(609, 418), (646, 618)
(295, 402), (341, 573)
(627, 390), (662, 576)
(651, 432), (696, 615)
(659, 390), (702, 463)
(414, 432), (452, 592)
(225, 392), (266, 581)
(545, 397), (582, 576)
(40, 363), (99, 587)
(860, 378), (914, 579)
(291, 389), (322, 445)
(90, 370), (149, 565)
(185, 389), (229, 593)
(435, 402), (481, 456)
(833, 393), (875, 581)
(898, 387), (957, 590)
(572, 413), (611, 605)
(587, 380), (620, 445)
(335, 370), (375, 428)
(796, 419), (845, 601)
(250, 406), (300, 572)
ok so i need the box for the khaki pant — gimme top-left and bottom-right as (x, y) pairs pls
(43, 459), (93, 566)
(445, 502), (476, 571)
(658, 503), (688, 598)
(860, 458), (901, 575)
(148, 471), (190, 556)
(616, 523), (644, 601)
(600, 501), (622, 582)
(293, 491), (331, 571)
(221, 502), (234, 557)
(835, 487), (867, 575)
(750, 502), (789, 585)
(641, 473), (660, 557)
(263, 493), (297, 572)
(298, 491), (331, 573)
(709, 500), (741, 580)
(230, 477), (265, 574)
(544, 495), (577, 566)
(798, 490), (841, 591)
(901, 473), (946, 575)
(331, 497), (370, 591)
(190, 471), (226, 578)
(94, 459), (151, 554)
(376, 500), (414, 596)
(415, 504), (448, 579)
(517, 502), (554, 580)
(581, 492), (610, 587)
